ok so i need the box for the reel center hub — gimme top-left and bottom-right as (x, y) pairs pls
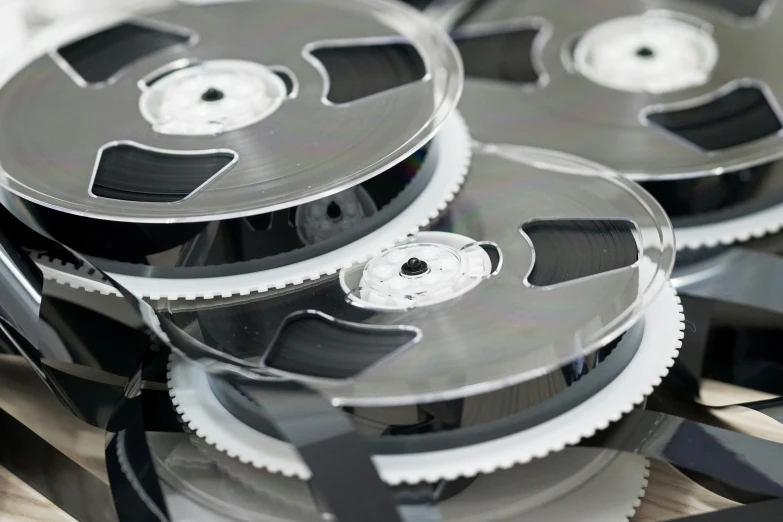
(326, 201), (343, 221)
(295, 187), (378, 245)
(200, 87), (225, 102)
(401, 257), (428, 277)
(341, 232), (495, 311)
(635, 46), (654, 58)
(573, 12), (718, 94)
(139, 59), (288, 136)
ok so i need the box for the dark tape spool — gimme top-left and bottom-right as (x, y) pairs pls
(184, 216), (640, 373)
(640, 161), (783, 233)
(311, 41), (426, 105)
(6, 46), (434, 276)
(646, 87), (783, 153)
(206, 324), (638, 456)
(9, 146), (430, 279)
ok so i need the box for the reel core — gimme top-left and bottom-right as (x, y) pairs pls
(342, 232), (496, 311)
(454, 0), (783, 179)
(574, 12), (719, 94)
(0, 0), (462, 221)
(139, 59), (289, 136)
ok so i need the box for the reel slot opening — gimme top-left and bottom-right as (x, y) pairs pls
(522, 219), (639, 286)
(452, 23), (545, 85)
(645, 85), (783, 151)
(308, 41), (427, 104)
(55, 21), (194, 86)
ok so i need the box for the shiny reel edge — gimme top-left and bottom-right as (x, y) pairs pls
(477, 143), (677, 355)
(31, 111), (472, 300)
(0, 0), (464, 223)
(160, 143), (676, 409)
(167, 284), (683, 484)
(675, 198), (783, 250)
(455, 0), (783, 181)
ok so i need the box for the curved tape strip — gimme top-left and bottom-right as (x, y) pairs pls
(3, 201), (783, 521)
(217, 376), (439, 522)
(585, 409), (783, 498)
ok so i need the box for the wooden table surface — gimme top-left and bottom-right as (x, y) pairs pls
(0, 371), (778, 522)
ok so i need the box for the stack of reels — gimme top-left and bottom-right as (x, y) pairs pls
(6, 0), (783, 521)
(415, 0), (783, 393)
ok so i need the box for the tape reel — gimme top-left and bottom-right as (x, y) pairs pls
(163, 144), (675, 406)
(2, 3), (780, 522)
(0, 0), (467, 300)
(14, 114), (468, 300)
(0, 3), (678, 518)
(452, 0), (783, 180)
(168, 282), (682, 484)
(0, 0), (461, 222)
(642, 160), (783, 249)
(160, 143), (679, 495)
(428, 0), (783, 251)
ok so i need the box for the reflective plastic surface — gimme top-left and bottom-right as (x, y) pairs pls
(0, 0), (462, 222)
(163, 145), (674, 406)
(455, 0), (783, 179)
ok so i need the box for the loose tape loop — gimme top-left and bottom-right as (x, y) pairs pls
(3, 201), (783, 520)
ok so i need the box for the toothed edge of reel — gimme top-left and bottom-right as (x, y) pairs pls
(191, 436), (651, 522)
(36, 254), (117, 294)
(156, 425), (652, 522)
(32, 112), (472, 301)
(168, 283), (683, 484)
(190, 436), (320, 515)
(130, 333), (652, 521)
(676, 199), (783, 250)
(629, 461), (651, 521)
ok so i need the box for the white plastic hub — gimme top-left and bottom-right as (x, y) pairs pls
(343, 232), (493, 310)
(296, 187), (378, 245)
(574, 12), (718, 94)
(25, 0), (169, 25)
(140, 59), (288, 136)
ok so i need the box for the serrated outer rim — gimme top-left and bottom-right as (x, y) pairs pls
(173, 436), (648, 522)
(168, 283), (683, 484)
(676, 199), (783, 250)
(630, 460), (652, 521)
(189, 437), (326, 515)
(35, 255), (117, 294)
(32, 112), (471, 300)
